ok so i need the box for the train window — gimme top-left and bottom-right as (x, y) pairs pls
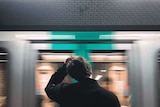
(0, 48), (8, 107)
(90, 52), (131, 107)
(35, 51), (73, 107)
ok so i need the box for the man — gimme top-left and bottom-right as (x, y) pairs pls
(45, 56), (121, 107)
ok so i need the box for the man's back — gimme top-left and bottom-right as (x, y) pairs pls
(52, 78), (120, 107)
(45, 56), (120, 107)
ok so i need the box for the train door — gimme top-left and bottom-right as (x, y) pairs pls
(128, 38), (160, 107)
(0, 41), (37, 107)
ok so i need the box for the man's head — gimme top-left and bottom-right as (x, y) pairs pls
(66, 56), (92, 81)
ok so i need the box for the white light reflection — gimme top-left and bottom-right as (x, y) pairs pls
(95, 75), (103, 80)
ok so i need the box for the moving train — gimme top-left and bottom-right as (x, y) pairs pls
(0, 31), (159, 107)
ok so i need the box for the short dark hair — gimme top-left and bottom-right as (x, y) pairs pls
(66, 56), (92, 81)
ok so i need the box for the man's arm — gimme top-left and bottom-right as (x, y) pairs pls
(45, 64), (68, 102)
(46, 64), (67, 86)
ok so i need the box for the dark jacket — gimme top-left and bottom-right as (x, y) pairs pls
(45, 64), (121, 107)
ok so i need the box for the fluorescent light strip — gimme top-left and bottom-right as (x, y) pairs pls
(43, 55), (71, 58)
(91, 53), (124, 56)
(15, 35), (52, 40)
(99, 34), (160, 40)
(32, 44), (50, 49)
(41, 55), (71, 61)
(39, 53), (73, 55)
(51, 35), (75, 39)
(15, 35), (75, 40)
(37, 60), (64, 63)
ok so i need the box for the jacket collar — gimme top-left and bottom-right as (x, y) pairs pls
(78, 78), (98, 85)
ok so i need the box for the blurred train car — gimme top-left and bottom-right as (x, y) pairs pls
(0, 31), (160, 107)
